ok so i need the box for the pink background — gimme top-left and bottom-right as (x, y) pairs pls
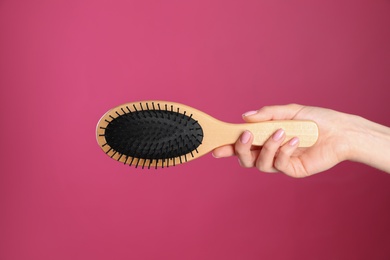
(1, 0), (390, 259)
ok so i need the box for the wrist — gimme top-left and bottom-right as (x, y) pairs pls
(345, 115), (390, 172)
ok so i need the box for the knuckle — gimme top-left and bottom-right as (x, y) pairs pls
(256, 159), (270, 172)
(234, 143), (245, 152)
(261, 142), (278, 154)
(258, 105), (271, 113)
(234, 140), (249, 153)
(273, 158), (285, 170)
(276, 147), (289, 158)
(259, 105), (269, 110)
(286, 103), (302, 110)
(261, 143), (271, 153)
(238, 158), (252, 168)
(235, 146), (249, 157)
(273, 148), (291, 170)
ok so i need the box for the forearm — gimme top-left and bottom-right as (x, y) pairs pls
(347, 115), (390, 173)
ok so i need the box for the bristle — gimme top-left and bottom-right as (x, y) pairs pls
(129, 156), (135, 166)
(172, 157), (176, 167)
(135, 158), (140, 168)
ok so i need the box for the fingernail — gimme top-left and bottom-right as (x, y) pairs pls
(212, 152), (220, 158)
(272, 129), (285, 141)
(289, 137), (299, 146)
(240, 130), (251, 144)
(242, 110), (258, 117)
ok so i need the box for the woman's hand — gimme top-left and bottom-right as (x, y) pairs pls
(212, 104), (390, 177)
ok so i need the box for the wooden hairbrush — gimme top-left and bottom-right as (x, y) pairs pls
(96, 101), (318, 169)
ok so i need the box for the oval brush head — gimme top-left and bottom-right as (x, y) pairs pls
(96, 101), (319, 169)
(104, 106), (203, 162)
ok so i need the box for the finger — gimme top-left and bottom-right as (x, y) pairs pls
(273, 137), (307, 177)
(256, 129), (286, 172)
(212, 145), (235, 158)
(242, 104), (304, 122)
(235, 130), (256, 168)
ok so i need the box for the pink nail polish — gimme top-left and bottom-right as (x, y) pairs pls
(242, 110), (257, 117)
(240, 131), (251, 144)
(272, 129), (285, 141)
(289, 137), (299, 146)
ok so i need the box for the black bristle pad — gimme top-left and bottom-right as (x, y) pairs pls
(105, 110), (204, 160)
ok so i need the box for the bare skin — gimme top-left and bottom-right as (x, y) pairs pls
(212, 104), (390, 177)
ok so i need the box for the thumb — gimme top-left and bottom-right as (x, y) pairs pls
(242, 104), (304, 122)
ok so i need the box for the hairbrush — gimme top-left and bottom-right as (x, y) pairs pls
(96, 101), (318, 169)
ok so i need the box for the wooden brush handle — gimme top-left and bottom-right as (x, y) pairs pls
(244, 120), (318, 147)
(205, 120), (318, 148)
